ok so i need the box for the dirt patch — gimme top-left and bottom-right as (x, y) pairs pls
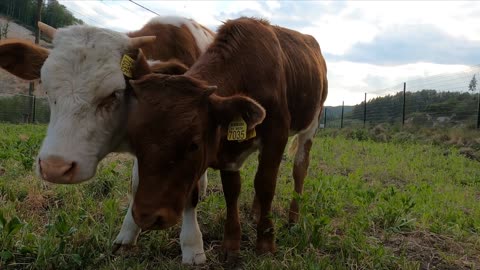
(381, 230), (480, 269)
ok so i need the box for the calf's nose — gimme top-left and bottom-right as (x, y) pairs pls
(38, 156), (76, 184)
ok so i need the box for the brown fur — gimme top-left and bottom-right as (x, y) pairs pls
(0, 39), (49, 80)
(128, 22), (204, 67)
(128, 17), (328, 259)
(149, 59), (189, 75)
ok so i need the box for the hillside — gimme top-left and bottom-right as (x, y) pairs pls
(0, 17), (48, 96)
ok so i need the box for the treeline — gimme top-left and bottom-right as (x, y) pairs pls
(0, 0), (83, 31)
(347, 90), (479, 124)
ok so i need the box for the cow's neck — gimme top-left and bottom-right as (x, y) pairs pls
(186, 55), (239, 97)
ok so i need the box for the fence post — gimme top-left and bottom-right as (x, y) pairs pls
(363, 93), (367, 128)
(323, 107), (327, 128)
(27, 0), (42, 124)
(32, 96), (36, 123)
(477, 86), (480, 129)
(340, 101), (344, 128)
(402, 82), (406, 127)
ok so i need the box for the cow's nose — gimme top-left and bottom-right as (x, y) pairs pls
(38, 157), (77, 184)
(132, 206), (179, 230)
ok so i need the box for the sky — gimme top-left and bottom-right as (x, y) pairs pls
(57, 0), (480, 106)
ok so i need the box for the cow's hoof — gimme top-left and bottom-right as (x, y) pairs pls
(182, 249), (206, 265)
(111, 243), (138, 255)
(255, 240), (276, 255)
(223, 250), (241, 268)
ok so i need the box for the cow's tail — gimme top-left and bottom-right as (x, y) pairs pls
(287, 135), (299, 158)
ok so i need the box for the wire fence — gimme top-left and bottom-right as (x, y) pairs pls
(0, 93), (49, 124)
(322, 65), (480, 130)
(1, 65), (480, 130)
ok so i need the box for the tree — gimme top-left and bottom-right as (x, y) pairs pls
(469, 74), (477, 92)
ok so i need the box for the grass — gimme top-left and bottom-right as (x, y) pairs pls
(0, 123), (480, 269)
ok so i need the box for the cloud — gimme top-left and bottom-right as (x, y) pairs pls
(325, 61), (472, 106)
(55, 0), (480, 106)
(328, 24), (480, 65)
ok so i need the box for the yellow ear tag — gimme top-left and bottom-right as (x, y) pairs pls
(120, 54), (135, 78)
(227, 117), (256, 141)
(227, 117), (247, 141)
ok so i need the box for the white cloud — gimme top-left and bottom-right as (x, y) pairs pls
(326, 62), (472, 106)
(57, 0), (480, 106)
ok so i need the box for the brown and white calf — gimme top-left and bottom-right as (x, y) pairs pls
(0, 16), (214, 264)
(127, 17), (328, 259)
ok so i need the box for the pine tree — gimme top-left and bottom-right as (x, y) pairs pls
(469, 75), (477, 92)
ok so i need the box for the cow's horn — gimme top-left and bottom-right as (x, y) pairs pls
(130, 36), (156, 49)
(38, 22), (56, 39)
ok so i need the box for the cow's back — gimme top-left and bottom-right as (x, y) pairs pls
(128, 17), (214, 67)
(273, 26), (327, 132)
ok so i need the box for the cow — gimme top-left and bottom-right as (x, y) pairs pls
(127, 17), (328, 261)
(0, 16), (214, 265)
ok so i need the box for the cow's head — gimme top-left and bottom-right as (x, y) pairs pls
(127, 74), (265, 230)
(0, 22), (156, 184)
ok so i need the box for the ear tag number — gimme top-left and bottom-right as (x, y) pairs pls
(121, 54), (135, 78)
(227, 117), (256, 141)
(227, 117), (247, 141)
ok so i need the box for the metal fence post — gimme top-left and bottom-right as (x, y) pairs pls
(32, 96), (36, 123)
(324, 107), (327, 128)
(477, 85), (480, 129)
(402, 82), (406, 127)
(340, 101), (344, 128)
(363, 93), (367, 128)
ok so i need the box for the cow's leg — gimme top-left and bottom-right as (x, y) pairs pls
(254, 132), (288, 254)
(113, 158), (141, 250)
(289, 111), (320, 224)
(250, 194), (260, 223)
(198, 171), (208, 198)
(288, 135), (313, 224)
(220, 170), (242, 262)
(180, 182), (206, 265)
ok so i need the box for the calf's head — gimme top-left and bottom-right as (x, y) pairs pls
(0, 22), (155, 184)
(128, 74), (265, 230)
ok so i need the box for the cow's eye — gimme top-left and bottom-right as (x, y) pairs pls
(187, 142), (199, 153)
(98, 90), (122, 109)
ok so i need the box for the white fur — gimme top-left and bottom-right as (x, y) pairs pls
(293, 108), (321, 165)
(149, 16), (214, 53)
(147, 59), (164, 65)
(198, 172), (208, 198)
(114, 159), (141, 246)
(38, 25), (131, 182)
(180, 207), (206, 265)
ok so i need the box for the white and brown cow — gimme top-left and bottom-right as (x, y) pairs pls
(0, 16), (214, 265)
(127, 17), (328, 261)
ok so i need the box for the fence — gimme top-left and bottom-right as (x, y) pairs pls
(322, 65), (480, 130)
(1, 65), (480, 130)
(0, 94), (49, 124)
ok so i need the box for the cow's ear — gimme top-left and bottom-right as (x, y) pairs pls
(0, 39), (49, 80)
(208, 93), (266, 130)
(149, 59), (188, 75)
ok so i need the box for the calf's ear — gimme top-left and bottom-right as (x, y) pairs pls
(0, 39), (49, 80)
(209, 93), (266, 130)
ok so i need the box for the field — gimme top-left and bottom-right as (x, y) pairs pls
(1, 123), (480, 269)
